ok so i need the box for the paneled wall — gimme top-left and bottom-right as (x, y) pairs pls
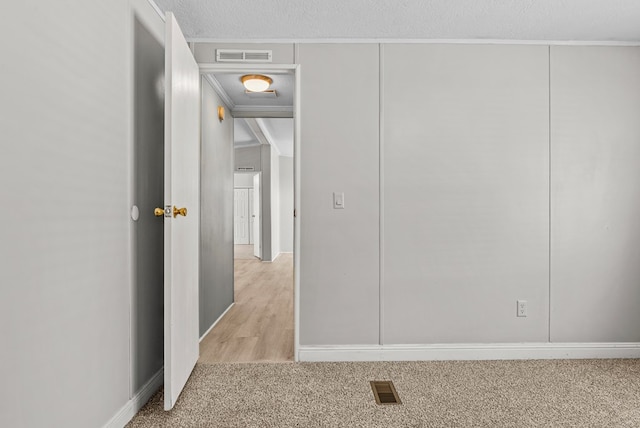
(298, 43), (640, 348)
(200, 78), (234, 336)
(550, 46), (640, 342)
(382, 44), (550, 343)
(298, 44), (381, 345)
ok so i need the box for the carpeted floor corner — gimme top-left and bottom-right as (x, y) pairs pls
(127, 359), (640, 427)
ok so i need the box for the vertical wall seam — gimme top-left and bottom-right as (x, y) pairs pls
(548, 45), (552, 343)
(379, 43), (385, 346)
(293, 59), (301, 358)
(200, 75), (205, 335)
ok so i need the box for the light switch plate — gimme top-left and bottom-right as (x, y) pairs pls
(333, 192), (345, 209)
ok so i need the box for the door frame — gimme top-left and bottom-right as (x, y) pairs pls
(251, 171), (262, 260)
(198, 63), (301, 361)
(129, 0), (166, 400)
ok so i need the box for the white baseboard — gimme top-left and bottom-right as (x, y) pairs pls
(262, 252), (280, 262)
(103, 368), (163, 428)
(298, 343), (640, 362)
(269, 252), (292, 262)
(200, 302), (234, 342)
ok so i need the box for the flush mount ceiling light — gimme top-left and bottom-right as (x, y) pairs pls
(241, 74), (273, 92)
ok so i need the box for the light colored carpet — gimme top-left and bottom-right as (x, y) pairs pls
(127, 359), (640, 427)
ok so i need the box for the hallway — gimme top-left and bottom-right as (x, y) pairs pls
(234, 244), (257, 260)
(199, 254), (294, 362)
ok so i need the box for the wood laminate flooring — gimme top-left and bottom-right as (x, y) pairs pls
(234, 244), (257, 260)
(199, 253), (294, 363)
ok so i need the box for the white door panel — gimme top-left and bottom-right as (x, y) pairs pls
(234, 189), (249, 244)
(248, 188), (254, 245)
(163, 12), (200, 411)
(253, 174), (261, 259)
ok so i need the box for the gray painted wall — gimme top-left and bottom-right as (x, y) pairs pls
(132, 14), (165, 392)
(298, 42), (640, 347)
(271, 147), (281, 257)
(235, 145), (262, 171)
(200, 79), (235, 336)
(298, 44), (381, 345)
(234, 172), (255, 188)
(550, 46), (640, 342)
(0, 1), (132, 426)
(382, 44), (550, 343)
(279, 157), (294, 253)
(260, 145), (274, 261)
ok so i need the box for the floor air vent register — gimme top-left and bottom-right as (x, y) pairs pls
(370, 381), (402, 405)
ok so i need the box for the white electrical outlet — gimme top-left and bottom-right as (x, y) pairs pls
(517, 300), (527, 317)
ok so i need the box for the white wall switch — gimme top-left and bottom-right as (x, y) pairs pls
(517, 300), (527, 317)
(333, 192), (345, 209)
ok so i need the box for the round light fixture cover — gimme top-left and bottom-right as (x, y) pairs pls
(241, 74), (273, 92)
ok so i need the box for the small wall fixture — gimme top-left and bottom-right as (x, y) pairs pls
(217, 106), (225, 122)
(241, 74), (272, 92)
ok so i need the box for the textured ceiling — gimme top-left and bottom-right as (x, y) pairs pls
(152, 0), (640, 42)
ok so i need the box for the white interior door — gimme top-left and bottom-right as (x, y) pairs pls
(163, 12), (200, 411)
(248, 188), (254, 244)
(234, 189), (249, 244)
(253, 173), (261, 259)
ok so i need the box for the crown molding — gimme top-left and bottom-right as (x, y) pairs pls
(203, 74), (235, 110)
(146, 0), (165, 22)
(232, 105), (294, 119)
(255, 118), (280, 155)
(189, 38), (640, 47)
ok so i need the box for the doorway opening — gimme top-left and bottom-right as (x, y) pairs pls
(131, 13), (165, 396)
(234, 171), (261, 260)
(198, 66), (298, 363)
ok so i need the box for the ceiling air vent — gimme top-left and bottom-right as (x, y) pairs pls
(216, 49), (273, 63)
(245, 90), (278, 99)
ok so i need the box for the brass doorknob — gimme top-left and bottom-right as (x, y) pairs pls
(154, 207), (165, 217)
(173, 206), (187, 218)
